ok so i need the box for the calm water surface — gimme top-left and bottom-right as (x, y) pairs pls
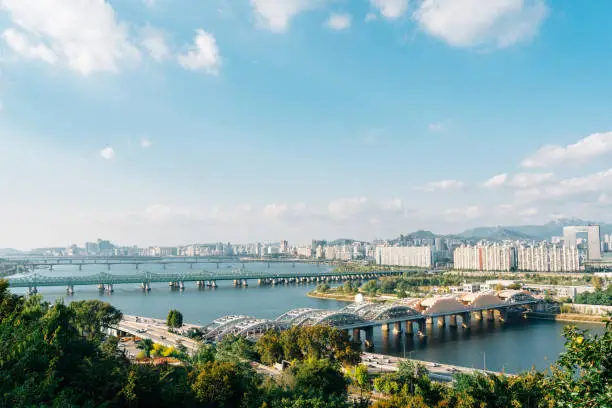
(10, 262), (603, 373)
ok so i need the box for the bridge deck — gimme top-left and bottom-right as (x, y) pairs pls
(6, 270), (406, 288)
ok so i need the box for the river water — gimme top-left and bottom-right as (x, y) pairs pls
(9, 262), (603, 373)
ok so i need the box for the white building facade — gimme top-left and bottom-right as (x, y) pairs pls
(375, 246), (433, 268)
(453, 244), (516, 271)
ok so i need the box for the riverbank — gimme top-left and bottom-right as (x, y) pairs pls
(306, 291), (396, 303)
(526, 312), (610, 324)
(307, 291), (359, 302)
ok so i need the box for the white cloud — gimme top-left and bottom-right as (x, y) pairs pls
(139, 26), (170, 61)
(100, 147), (115, 160)
(428, 122), (444, 132)
(444, 205), (481, 220)
(508, 172), (554, 188)
(0, 0), (141, 75)
(420, 179), (464, 192)
(519, 207), (538, 216)
(521, 132), (612, 168)
(178, 29), (221, 75)
(515, 169), (612, 203)
(263, 203), (289, 218)
(2, 28), (57, 64)
(413, 0), (548, 48)
(496, 204), (514, 215)
(365, 12), (378, 22)
(250, 0), (322, 32)
(483, 173), (507, 188)
(328, 197), (368, 219)
(370, 0), (409, 20)
(326, 13), (351, 30)
(141, 138), (152, 148)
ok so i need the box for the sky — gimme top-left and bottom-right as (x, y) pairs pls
(1, 0), (611, 249)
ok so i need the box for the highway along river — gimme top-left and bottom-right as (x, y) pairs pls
(8, 262), (603, 373)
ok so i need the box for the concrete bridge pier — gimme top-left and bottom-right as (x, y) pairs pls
(141, 282), (151, 291)
(66, 285), (74, 295)
(417, 319), (427, 338)
(179, 281), (185, 290)
(405, 321), (414, 335)
(499, 308), (508, 323)
(437, 316), (446, 327)
(106, 284), (114, 294)
(474, 310), (483, 321)
(27, 286), (38, 295)
(487, 310), (495, 321)
(78, 265), (83, 271)
(426, 316), (434, 326)
(242, 279), (248, 287)
(461, 312), (471, 329)
(364, 327), (374, 349)
(393, 321), (403, 334)
(210, 280), (217, 288)
(98, 284), (105, 292)
(381, 323), (390, 334)
(449, 315), (458, 327)
(352, 328), (361, 343)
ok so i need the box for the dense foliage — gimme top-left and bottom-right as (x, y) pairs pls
(575, 286), (612, 306)
(255, 325), (361, 367)
(167, 309), (184, 328)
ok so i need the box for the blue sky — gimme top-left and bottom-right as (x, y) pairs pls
(1, 0), (612, 249)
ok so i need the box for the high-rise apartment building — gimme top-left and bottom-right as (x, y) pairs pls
(517, 244), (580, 272)
(453, 244), (516, 271)
(375, 246), (433, 268)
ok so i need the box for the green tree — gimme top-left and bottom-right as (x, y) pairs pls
(166, 309), (184, 328)
(256, 330), (285, 365)
(190, 360), (260, 407)
(216, 335), (257, 362)
(351, 364), (372, 403)
(289, 359), (348, 400)
(137, 338), (154, 358)
(69, 299), (122, 341)
(316, 283), (330, 293)
(545, 319), (612, 407)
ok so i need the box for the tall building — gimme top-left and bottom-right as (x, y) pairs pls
(453, 244), (516, 271)
(563, 225), (601, 260)
(517, 244), (580, 272)
(375, 246), (433, 268)
(279, 240), (288, 253)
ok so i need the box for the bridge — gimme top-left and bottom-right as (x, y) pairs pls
(200, 290), (539, 346)
(5, 268), (405, 294)
(5, 256), (345, 272)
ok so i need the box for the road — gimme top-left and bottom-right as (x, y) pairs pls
(116, 315), (201, 353)
(361, 352), (506, 382)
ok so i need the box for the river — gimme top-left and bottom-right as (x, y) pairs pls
(9, 262), (604, 373)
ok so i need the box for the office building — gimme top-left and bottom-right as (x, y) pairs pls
(563, 225), (601, 260)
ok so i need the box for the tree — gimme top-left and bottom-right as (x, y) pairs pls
(69, 300), (122, 341)
(137, 338), (154, 358)
(289, 359), (348, 400)
(545, 319), (612, 407)
(190, 361), (259, 407)
(256, 330), (284, 365)
(316, 283), (330, 293)
(166, 309), (183, 328)
(351, 364), (372, 403)
(216, 335), (257, 362)
(593, 276), (604, 291)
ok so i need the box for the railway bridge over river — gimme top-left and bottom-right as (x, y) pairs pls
(200, 291), (539, 346)
(6, 268), (406, 294)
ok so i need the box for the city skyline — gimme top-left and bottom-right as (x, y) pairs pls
(2, 0), (612, 248)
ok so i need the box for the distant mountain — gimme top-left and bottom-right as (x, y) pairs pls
(458, 226), (536, 241)
(406, 230), (437, 239)
(328, 238), (356, 246)
(0, 248), (23, 257)
(458, 218), (612, 241)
